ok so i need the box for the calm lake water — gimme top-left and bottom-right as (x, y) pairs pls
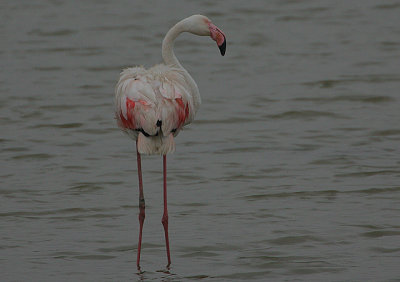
(1, 0), (400, 281)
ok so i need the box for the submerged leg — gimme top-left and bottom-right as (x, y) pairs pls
(162, 154), (172, 267)
(136, 143), (145, 269)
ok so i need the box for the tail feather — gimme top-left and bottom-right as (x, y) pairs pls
(137, 132), (175, 155)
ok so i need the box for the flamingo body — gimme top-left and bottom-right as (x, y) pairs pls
(115, 64), (196, 155)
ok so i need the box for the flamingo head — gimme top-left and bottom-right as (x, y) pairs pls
(184, 15), (226, 56)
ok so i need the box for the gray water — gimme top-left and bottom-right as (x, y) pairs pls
(1, 0), (400, 281)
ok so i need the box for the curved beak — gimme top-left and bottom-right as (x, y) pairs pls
(209, 22), (226, 56)
(218, 36), (226, 56)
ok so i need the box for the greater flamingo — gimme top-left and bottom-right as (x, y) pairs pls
(114, 15), (226, 269)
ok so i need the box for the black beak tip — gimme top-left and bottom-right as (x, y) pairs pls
(218, 38), (226, 56)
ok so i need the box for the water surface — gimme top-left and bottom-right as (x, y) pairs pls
(1, 0), (400, 281)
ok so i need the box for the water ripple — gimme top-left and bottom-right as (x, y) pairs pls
(264, 110), (345, 120)
(28, 28), (77, 37)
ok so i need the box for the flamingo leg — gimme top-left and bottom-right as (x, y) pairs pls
(136, 142), (145, 269)
(162, 154), (172, 267)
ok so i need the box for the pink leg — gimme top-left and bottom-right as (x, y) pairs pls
(162, 155), (172, 267)
(136, 143), (145, 269)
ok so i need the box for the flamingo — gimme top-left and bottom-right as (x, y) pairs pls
(114, 15), (226, 269)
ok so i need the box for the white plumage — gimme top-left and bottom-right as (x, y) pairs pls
(115, 64), (196, 154)
(115, 15), (225, 156)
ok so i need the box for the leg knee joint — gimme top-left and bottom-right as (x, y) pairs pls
(162, 214), (168, 225)
(139, 198), (145, 209)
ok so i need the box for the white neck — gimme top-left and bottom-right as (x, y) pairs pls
(162, 19), (201, 109)
(162, 21), (184, 68)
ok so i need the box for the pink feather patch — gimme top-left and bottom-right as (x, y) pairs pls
(119, 98), (136, 129)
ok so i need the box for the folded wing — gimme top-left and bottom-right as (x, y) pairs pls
(115, 65), (195, 139)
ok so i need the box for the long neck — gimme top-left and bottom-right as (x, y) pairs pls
(162, 21), (184, 68)
(161, 20), (201, 109)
